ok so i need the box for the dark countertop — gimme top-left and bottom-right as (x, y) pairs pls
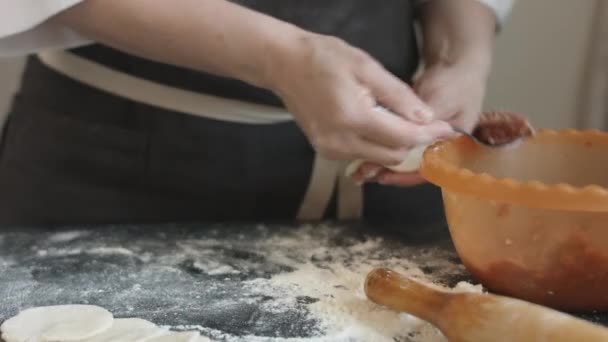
(0, 222), (605, 341)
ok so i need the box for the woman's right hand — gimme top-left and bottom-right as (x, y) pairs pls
(266, 33), (453, 166)
(57, 0), (450, 167)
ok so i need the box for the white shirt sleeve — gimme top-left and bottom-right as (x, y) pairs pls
(415, 0), (515, 29)
(0, 0), (92, 57)
(476, 0), (515, 25)
(0, 1), (514, 58)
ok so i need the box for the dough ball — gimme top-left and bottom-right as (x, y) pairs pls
(78, 318), (164, 341)
(1, 305), (113, 342)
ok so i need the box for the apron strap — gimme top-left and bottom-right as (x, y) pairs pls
(337, 163), (363, 220)
(296, 155), (339, 220)
(37, 50), (363, 221)
(296, 156), (363, 221)
(37, 50), (293, 125)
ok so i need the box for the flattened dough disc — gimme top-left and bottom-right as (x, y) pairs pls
(78, 318), (164, 341)
(1, 304), (113, 342)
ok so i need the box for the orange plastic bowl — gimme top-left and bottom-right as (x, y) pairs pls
(420, 128), (608, 311)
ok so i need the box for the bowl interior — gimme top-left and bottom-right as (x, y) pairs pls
(455, 136), (608, 188)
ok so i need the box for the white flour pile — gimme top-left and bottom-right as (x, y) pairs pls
(169, 225), (483, 342)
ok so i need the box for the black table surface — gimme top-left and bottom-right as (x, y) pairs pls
(0, 222), (606, 341)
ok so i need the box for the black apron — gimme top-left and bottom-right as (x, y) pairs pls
(0, 0), (446, 227)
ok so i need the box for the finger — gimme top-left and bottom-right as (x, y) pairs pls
(360, 108), (454, 148)
(450, 109), (481, 133)
(357, 60), (435, 124)
(361, 168), (389, 183)
(414, 82), (460, 123)
(350, 162), (384, 184)
(332, 78), (449, 148)
(314, 133), (407, 166)
(375, 171), (427, 187)
(410, 84), (467, 137)
(349, 138), (411, 166)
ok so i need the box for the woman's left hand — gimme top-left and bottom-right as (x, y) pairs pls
(414, 59), (489, 132)
(351, 60), (490, 186)
(353, 0), (498, 187)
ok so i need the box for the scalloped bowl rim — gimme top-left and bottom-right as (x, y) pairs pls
(420, 128), (608, 212)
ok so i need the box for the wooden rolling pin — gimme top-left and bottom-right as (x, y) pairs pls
(364, 267), (608, 342)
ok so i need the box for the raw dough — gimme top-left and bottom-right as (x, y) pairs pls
(77, 318), (164, 341)
(144, 331), (200, 342)
(345, 143), (429, 178)
(1, 305), (113, 342)
(345, 105), (431, 177)
(1, 306), (208, 342)
(383, 144), (429, 173)
(344, 159), (365, 178)
(346, 111), (535, 178)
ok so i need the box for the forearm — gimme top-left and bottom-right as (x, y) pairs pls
(53, 0), (308, 89)
(418, 0), (497, 73)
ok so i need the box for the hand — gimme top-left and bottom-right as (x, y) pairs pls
(350, 161), (427, 186)
(267, 33), (453, 166)
(353, 59), (490, 186)
(413, 59), (489, 132)
(361, 0), (497, 187)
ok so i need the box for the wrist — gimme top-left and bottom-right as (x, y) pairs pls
(257, 26), (315, 93)
(455, 45), (493, 77)
(425, 43), (494, 78)
(419, 0), (497, 77)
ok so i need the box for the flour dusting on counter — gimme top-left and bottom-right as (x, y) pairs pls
(0, 224), (482, 342)
(169, 225), (481, 341)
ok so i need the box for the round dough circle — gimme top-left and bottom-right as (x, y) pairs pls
(78, 318), (163, 341)
(1, 305), (113, 342)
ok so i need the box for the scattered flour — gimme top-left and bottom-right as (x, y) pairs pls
(247, 263), (445, 342)
(192, 261), (241, 276)
(36, 247), (135, 258)
(170, 225), (482, 342)
(48, 231), (88, 243)
(20, 225), (481, 342)
(88, 247), (135, 257)
(452, 282), (484, 294)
